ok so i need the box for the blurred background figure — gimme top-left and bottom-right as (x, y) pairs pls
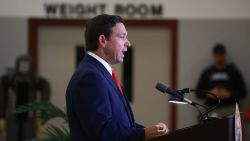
(0, 54), (50, 141)
(196, 44), (247, 117)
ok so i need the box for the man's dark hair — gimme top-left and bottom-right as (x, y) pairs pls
(85, 14), (124, 51)
(213, 43), (226, 54)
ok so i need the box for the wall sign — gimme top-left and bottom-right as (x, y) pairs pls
(44, 3), (163, 18)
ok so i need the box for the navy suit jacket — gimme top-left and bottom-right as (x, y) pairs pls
(66, 55), (144, 141)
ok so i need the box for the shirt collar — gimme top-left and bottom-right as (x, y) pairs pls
(87, 52), (112, 75)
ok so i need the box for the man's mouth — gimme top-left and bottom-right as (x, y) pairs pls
(122, 49), (127, 54)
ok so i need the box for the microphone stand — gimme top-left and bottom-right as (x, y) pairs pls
(190, 89), (221, 122)
(155, 81), (221, 122)
(177, 89), (220, 122)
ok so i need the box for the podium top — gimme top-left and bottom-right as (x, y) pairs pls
(151, 117), (234, 141)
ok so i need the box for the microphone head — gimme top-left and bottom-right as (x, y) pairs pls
(155, 81), (170, 93)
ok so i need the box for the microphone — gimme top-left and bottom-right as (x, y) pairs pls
(155, 81), (193, 104)
(156, 81), (220, 122)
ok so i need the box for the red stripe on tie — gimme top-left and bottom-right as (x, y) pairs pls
(112, 71), (123, 95)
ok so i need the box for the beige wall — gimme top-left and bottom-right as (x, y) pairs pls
(128, 27), (171, 126)
(38, 25), (84, 110)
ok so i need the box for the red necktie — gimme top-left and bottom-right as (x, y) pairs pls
(112, 71), (123, 95)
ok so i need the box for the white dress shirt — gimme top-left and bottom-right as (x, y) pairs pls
(87, 52), (112, 75)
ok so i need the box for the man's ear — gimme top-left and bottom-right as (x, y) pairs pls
(98, 35), (107, 49)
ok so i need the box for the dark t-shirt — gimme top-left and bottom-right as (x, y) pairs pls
(196, 64), (247, 107)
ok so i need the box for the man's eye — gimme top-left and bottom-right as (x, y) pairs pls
(119, 36), (125, 39)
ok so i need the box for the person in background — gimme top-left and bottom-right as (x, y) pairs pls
(196, 44), (247, 117)
(65, 14), (169, 141)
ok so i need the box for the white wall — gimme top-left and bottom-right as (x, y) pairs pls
(0, 0), (250, 19)
(178, 20), (250, 132)
(128, 27), (171, 126)
(0, 18), (27, 75)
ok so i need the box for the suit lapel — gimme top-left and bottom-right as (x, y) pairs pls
(84, 55), (122, 97)
(123, 92), (136, 127)
(84, 55), (135, 126)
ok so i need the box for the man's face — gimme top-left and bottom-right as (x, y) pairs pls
(214, 53), (226, 66)
(104, 22), (131, 65)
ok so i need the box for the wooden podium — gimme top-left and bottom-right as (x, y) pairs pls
(151, 116), (234, 141)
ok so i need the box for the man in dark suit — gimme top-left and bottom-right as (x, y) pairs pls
(66, 14), (168, 141)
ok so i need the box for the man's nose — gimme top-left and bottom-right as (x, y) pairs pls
(125, 38), (131, 48)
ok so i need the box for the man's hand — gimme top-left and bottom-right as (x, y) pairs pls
(144, 123), (169, 141)
(209, 87), (231, 100)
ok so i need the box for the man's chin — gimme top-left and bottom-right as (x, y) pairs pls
(118, 60), (124, 63)
(117, 58), (124, 63)
(111, 59), (123, 65)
